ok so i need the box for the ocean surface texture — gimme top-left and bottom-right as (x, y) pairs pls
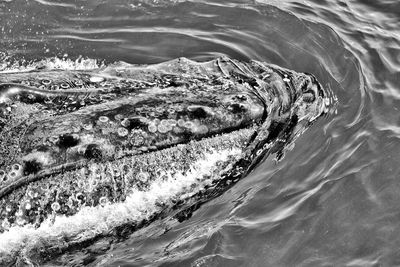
(0, 0), (399, 266)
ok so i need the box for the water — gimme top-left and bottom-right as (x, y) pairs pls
(0, 0), (399, 266)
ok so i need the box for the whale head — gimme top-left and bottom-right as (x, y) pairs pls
(0, 57), (334, 264)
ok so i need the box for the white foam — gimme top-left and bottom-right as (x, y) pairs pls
(0, 56), (103, 74)
(0, 147), (242, 259)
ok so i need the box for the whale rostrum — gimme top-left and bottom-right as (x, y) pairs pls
(0, 57), (334, 263)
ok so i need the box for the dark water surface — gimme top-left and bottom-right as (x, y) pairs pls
(0, 0), (399, 266)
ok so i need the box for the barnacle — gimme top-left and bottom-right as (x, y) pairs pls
(137, 171), (149, 182)
(148, 123), (157, 133)
(41, 79), (51, 86)
(51, 202), (61, 212)
(99, 196), (108, 207)
(60, 83), (70, 89)
(117, 127), (129, 137)
(98, 116), (109, 123)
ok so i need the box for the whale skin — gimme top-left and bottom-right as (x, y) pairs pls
(0, 57), (333, 264)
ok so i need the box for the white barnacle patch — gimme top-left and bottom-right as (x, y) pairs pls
(0, 146), (243, 258)
(117, 127), (129, 137)
(98, 116), (109, 123)
(51, 202), (61, 212)
(89, 76), (105, 83)
(99, 197), (108, 207)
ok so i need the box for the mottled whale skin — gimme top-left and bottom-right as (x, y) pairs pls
(0, 57), (333, 264)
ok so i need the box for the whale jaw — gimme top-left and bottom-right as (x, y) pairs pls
(0, 57), (334, 264)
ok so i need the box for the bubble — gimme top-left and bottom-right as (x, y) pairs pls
(98, 116), (109, 123)
(5, 205), (12, 212)
(117, 127), (129, 137)
(99, 196), (108, 207)
(60, 83), (70, 89)
(148, 123), (157, 133)
(137, 172), (149, 182)
(89, 76), (105, 83)
(41, 79), (51, 86)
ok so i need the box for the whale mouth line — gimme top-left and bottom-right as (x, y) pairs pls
(0, 123), (260, 200)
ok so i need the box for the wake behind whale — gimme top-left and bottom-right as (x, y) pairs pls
(0, 57), (335, 264)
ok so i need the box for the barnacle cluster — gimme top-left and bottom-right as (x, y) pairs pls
(0, 127), (254, 232)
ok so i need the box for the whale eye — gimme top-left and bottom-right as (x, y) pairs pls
(57, 134), (80, 149)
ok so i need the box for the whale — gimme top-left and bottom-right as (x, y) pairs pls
(0, 57), (334, 264)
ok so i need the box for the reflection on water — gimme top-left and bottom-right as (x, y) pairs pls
(0, 0), (399, 266)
